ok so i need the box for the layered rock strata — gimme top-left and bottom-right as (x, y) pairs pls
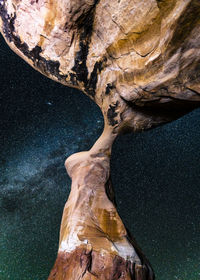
(1, 0), (200, 279)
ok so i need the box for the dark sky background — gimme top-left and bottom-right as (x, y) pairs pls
(0, 35), (200, 280)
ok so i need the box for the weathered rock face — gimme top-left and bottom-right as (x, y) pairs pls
(1, 0), (200, 132)
(48, 131), (154, 280)
(1, 1), (200, 279)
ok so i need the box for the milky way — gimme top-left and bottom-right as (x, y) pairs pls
(0, 36), (200, 280)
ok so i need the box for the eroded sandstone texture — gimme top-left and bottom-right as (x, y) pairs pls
(1, 0), (200, 279)
(48, 131), (154, 279)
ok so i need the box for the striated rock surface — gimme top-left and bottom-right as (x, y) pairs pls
(1, 1), (200, 279)
(1, 0), (200, 132)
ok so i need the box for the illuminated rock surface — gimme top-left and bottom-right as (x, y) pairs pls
(1, 0), (200, 132)
(49, 149), (153, 279)
(0, 0), (200, 279)
(48, 128), (154, 279)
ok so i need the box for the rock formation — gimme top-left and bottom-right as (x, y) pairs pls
(1, 0), (200, 279)
(48, 128), (154, 279)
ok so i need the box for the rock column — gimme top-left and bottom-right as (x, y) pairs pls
(48, 127), (154, 280)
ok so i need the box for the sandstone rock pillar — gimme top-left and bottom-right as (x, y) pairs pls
(48, 127), (154, 280)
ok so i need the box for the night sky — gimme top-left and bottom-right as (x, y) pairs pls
(0, 35), (200, 280)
